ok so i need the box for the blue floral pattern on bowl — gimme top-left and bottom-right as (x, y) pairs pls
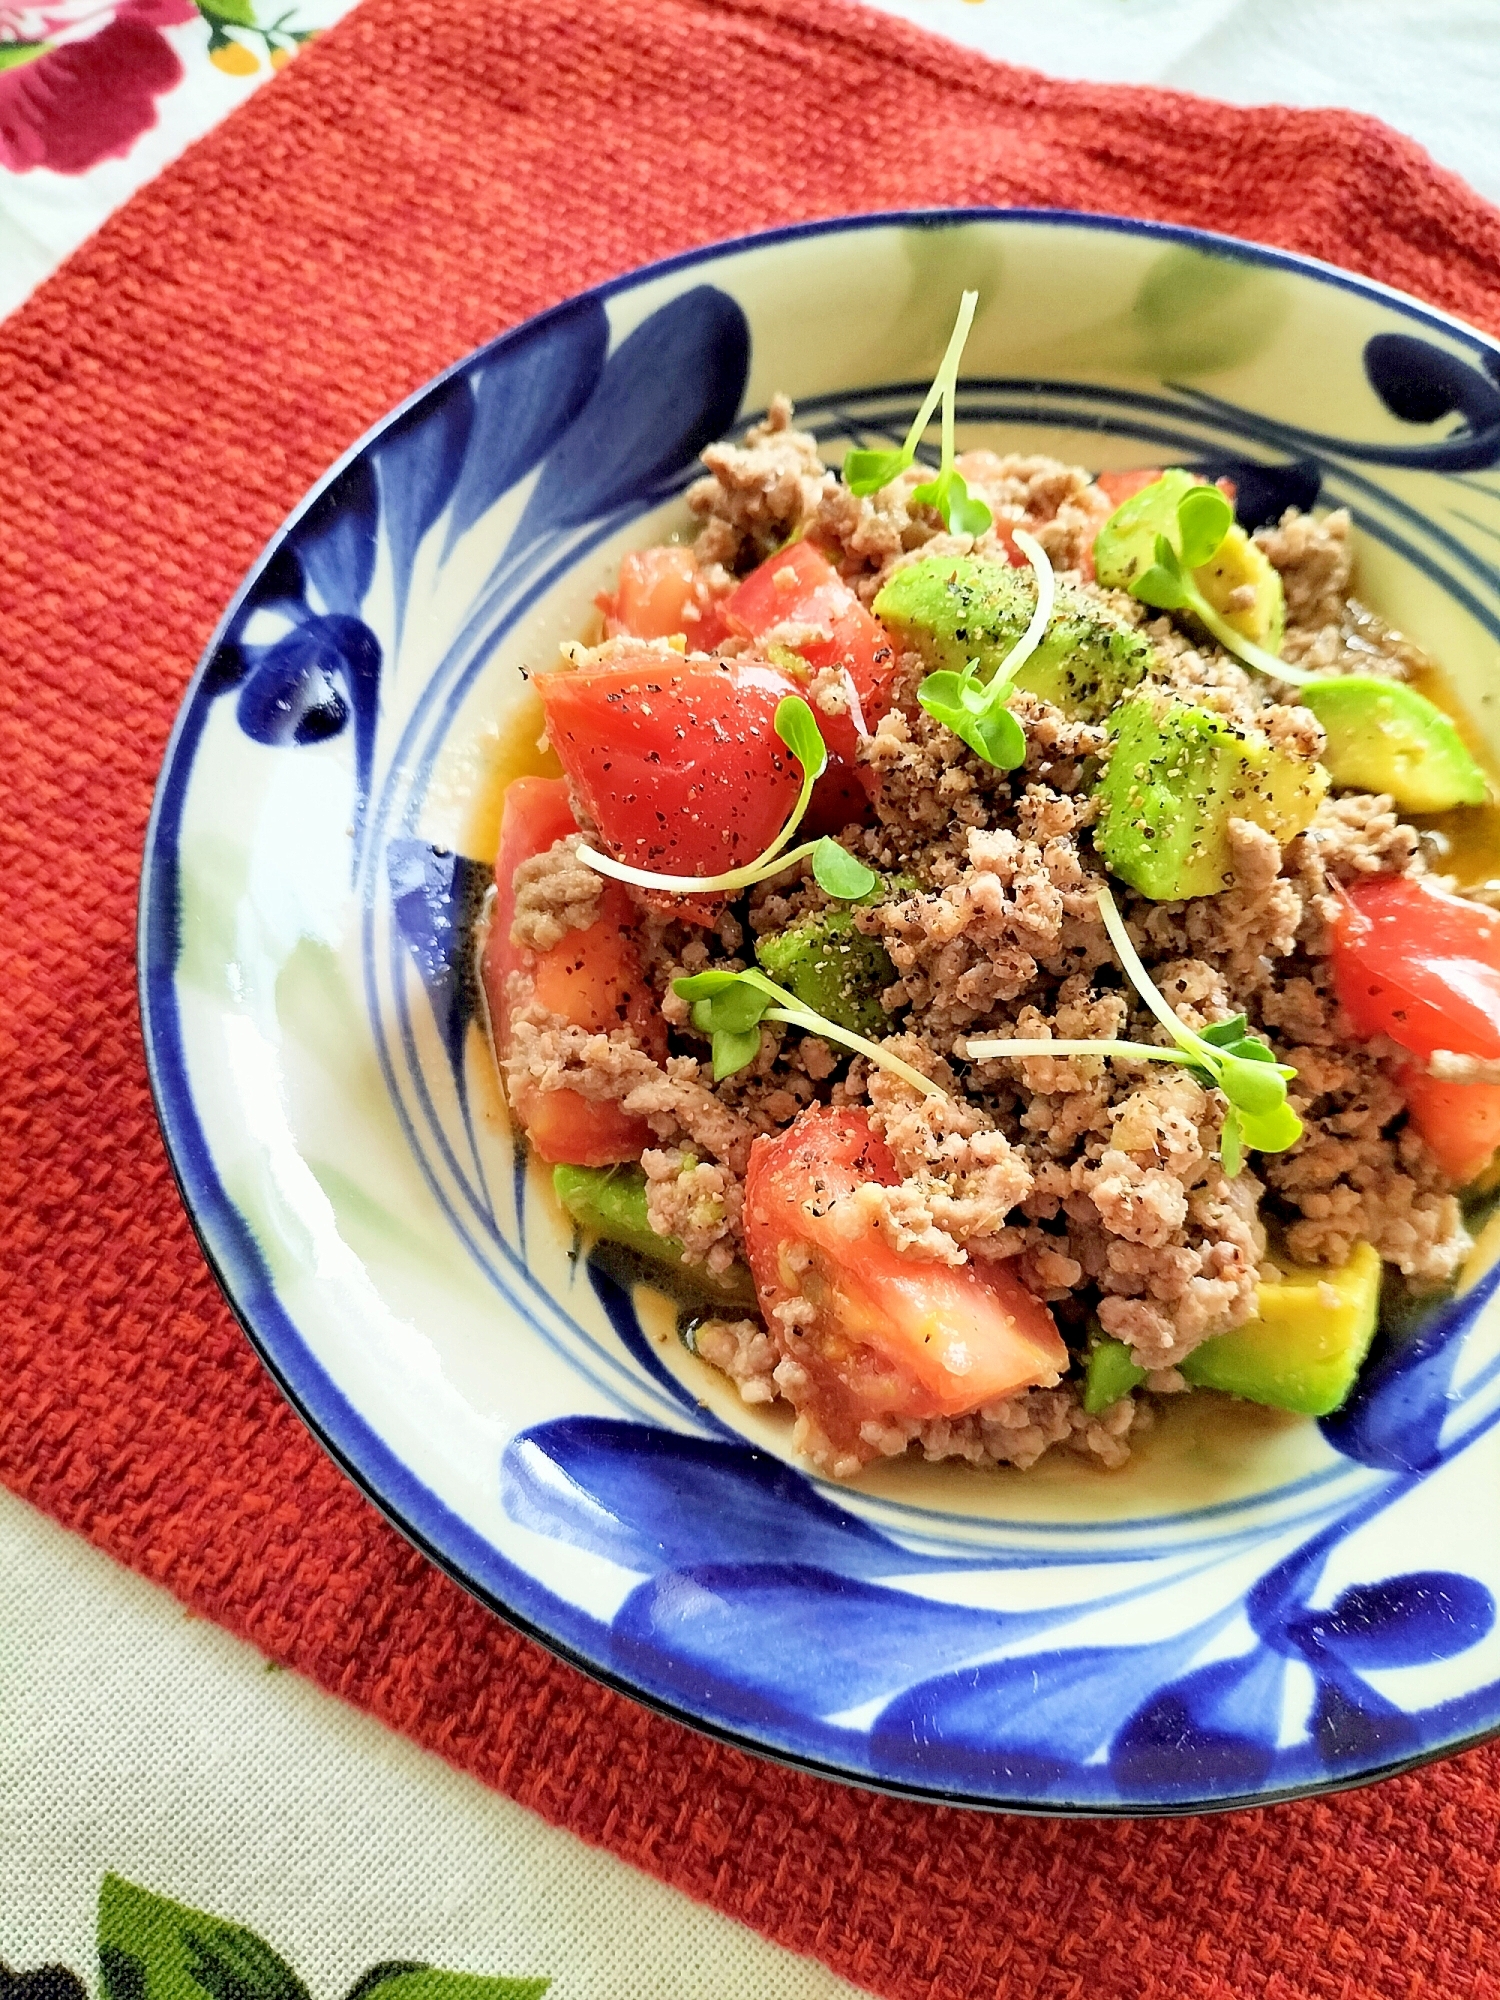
(139, 211), (1500, 1814)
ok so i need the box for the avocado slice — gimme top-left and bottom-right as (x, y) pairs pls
(1095, 689), (1329, 900)
(1093, 468), (1286, 650)
(1179, 1240), (1382, 1416)
(1193, 524), (1285, 651)
(1299, 674), (1488, 813)
(873, 553), (1152, 721)
(1083, 1337), (1148, 1414)
(552, 1162), (758, 1310)
(755, 910), (897, 1036)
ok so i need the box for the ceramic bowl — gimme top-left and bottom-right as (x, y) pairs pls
(140, 210), (1500, 1815)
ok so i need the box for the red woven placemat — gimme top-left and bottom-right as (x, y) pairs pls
(5, 4), (1500, 1995)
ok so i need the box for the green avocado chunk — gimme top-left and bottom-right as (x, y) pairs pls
(1180, 1240), (1382, 1416)
(755, 909), (897, 1036)
(552, 1163), (758, 1310)
(872, 553), (1152, 721)
(1192, 523), (1285, 651)
(1095, 689), (1329, 900)
(1092, 468), (1286, 653)
(1298, 674), (1488, 812)
(1084, 1337), (1148, 1414)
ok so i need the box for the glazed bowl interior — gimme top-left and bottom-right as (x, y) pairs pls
(141, 210), (1500, 1814)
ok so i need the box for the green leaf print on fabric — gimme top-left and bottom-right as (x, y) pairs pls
(97, 1881), (548, 2000)
(99, 1953), (145, 2000)
(100, 1879), (310, 2000)
(195, 0), (258, 25)
(0, 1963), (88, 2000)
(192, 0), (320, 72)
(344, 1971), (549, 2000)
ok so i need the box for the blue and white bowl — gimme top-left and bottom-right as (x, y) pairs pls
(140, 210), (1500, 1815)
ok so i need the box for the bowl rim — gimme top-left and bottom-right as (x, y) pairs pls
(137, 204), (1500, 1817)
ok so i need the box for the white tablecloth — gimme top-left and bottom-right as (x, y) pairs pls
(0, 0), (1496, 325)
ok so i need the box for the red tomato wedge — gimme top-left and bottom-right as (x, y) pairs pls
(724, 541), (898, 802)
(1393, 1067), (1500, 1185)
(536, 648), (804, 923)
(600, 545), (729, 650)
(742, 1108), (1068, 1448)
(1330, 876), (1500, 1062)
(1329, 874), (1500, 1184)
(484, 776), (664, 1166)
(1094, 468), (1164, 510)
(1093, 469), (1236, 510)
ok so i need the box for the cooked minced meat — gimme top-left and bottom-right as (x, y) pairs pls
(509, 833), (605, 950)
(494, 407), (1495, 1481)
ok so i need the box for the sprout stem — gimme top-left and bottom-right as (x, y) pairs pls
(962, 1037), (1185, 1064)
(1003, 529), (1056, 684)
(576, 834), (823, 897)
(763, 1007), (947, 1098)
(1190, 591), (1313, 687)
(901, 290), (978, 465)
(1094, 884), (1194, 1048)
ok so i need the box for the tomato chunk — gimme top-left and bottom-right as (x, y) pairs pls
(1093, 469), (1235, 510)
(1393, 1067), (1500, 1185)
(742, 1107), (1068, 1456)
(1094, 468), (1164, 510)
(1330, 874), (1500, 1183)
(1330, 876), (1500, 1062)
(536, 648), (803, 923)
(484, 776), (664, 1166)
(600, 545), (729, 650)
(724, 541), (898, 802)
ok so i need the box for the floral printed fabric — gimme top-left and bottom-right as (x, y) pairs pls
(0, 0), (200, 175)
(0, 0), (356, 315)
(9, 1875), (548, 2000)
(0, 0), (1494, 326)
(0, 0), (337, 173)
(0, 1487), (865, 2000)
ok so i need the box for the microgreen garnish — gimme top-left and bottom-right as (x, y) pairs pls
(915, 528), (1054, 769)
(811, 842), (879, 900)
(673, 966), (945, 1097)
(843, 292), (993, 536)
(964, 884), (1302, 1173)
(576, 694), (872, 902)
(1092, 470), (1311, 686)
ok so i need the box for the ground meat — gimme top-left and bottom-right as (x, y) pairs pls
(807, 449), (1118, 609)
(503, 999), (755, 1172)
(501, 1000), (660, 1109)
(685, 395), (832, 571)
(1088, 1164), (1263, 1369)
(520, 408), (1488, 1478)
(509, 834), (604, 950)
(865, 826), (1074, 1041)
(1254, 963), (1470, 1282)
(865, 1058), (1035, 1250)
(812, 467), (940, 584)
(953, 449), (1117, 578)
(643, 1148), (744, 1272)
(620, 1059), (757, 1173)
(1257, 506), (1425, 679)
(694, 1317), (780, 1403)
(1257, 506), (1356, 635)
(1300, 791), (1423, 884)
(1129, 818), (1304, 1001)
(790, 1382), (1147, 1478)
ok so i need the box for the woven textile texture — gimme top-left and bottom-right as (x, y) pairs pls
(5, 3), (1500, 1995)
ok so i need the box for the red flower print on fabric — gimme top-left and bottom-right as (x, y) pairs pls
(0, 0), (198, 174)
